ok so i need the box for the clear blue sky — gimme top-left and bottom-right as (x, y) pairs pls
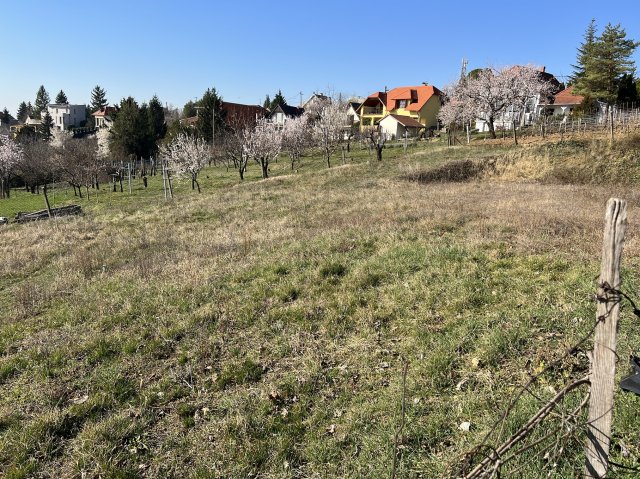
(1, 0), (639, 116)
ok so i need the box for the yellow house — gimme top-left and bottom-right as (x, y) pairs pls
(357, 85), (443, 133)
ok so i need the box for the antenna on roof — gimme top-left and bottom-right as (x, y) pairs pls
(299, 91), (303, 107)
(384, 86), (388, 93)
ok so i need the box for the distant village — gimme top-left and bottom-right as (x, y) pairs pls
(0, 66), (587, 143)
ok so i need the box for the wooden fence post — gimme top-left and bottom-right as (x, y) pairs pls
(609, 109), (614, 144)
(584, 198), (627, 478)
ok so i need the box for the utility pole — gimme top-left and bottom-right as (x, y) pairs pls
(299, 91), (303, 107)
(212, 102), (215, 148)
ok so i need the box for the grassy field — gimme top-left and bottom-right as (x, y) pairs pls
(1, 134), (640, 478)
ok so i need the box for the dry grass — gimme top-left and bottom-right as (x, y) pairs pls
(1, 138), (640, 477)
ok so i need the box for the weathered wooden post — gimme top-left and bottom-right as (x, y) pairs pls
(609, 108), (614, 144)
(584, 198), (627, 478)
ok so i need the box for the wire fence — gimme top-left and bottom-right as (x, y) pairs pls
(430, 281), (639, 478)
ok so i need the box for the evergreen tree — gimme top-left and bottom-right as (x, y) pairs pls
(617, 73), (638, 103)
(263, 94), (271, 110)
(196, 87), (225, 145)
(109, 97), (154, 160)
(570, 19), (597, 85)
(41, 111), (54, 141)
(16, 102), (28, 122)
(90, 85), (108, 111)
(270, 89), (287, 110)
(148, 95), (167, 144)
(55, 90), (68, 104)
(34, 85), (50, 118)
(574, 22), (639, 104)
(0, 108), (10, 124)
(26, 102), (34, 118)
(182, 100), (196, 118)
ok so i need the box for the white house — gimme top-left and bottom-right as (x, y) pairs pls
(346, 101), (361, 126)
(47, 103), (87, 130)
(269, 104), (304, 129)
(379, 114), (425, 139)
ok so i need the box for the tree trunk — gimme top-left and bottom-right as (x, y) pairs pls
(488, 116), (497, 139)
(513, 120), (518, 145)
(192, 172), (201, 192)
(325, 148), (331, 168)
(43, 184), (52, 218)
(260, 158), (269, 179)
(376, 145), (383, 161)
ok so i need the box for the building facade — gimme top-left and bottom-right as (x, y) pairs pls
(48, 104), (87, 130)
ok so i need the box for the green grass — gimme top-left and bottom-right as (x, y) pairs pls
(0, 138), (639, 477)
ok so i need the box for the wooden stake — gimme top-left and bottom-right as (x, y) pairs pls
(584, 198), (627, 478)
(609, 109), (614, 144)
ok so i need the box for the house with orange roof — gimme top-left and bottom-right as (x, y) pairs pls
(543, 86), (584, 117)
(357, 85), (443, 137)
(92, 106), (117, 129)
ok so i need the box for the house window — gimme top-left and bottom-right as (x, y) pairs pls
(398, 100), (407, 108)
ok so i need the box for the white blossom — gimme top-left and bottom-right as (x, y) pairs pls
(162, 133), (209, 191)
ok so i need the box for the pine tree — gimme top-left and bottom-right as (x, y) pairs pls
(270, 89), (287, 110)
(196, 87), (225, 145)
(574, 22), (639, 104)
(148, 95), (167, 143)
(55, 90), (68, 104)
(0, 108), (10, 124)
(16, 102), (28, 122)
(41, 111), (54, 141)
(109, 97), (154, 160)
(570, 19), (597, 85)
(617, 73), (638, 103)
(263, 94), (271, 110)
(34, 85), (50, 119)
(90, 85), (108, 111)
(26, 102), (34, 118)
(182, 100), (196, 118)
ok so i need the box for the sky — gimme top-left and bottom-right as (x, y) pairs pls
(1, 0), (639, 116)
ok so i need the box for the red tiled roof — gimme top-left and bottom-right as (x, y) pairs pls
(553, 86), (584, 106)
(382, 114), (425, 128)
(387, 85), (441, 112)
(92, 107), (116, 117)
(360, 85), (442, 114)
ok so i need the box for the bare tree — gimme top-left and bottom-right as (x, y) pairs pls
(0, 135), (22, 199)
(244, 118), (282, 179)
(220, 116), (251, 180)
(281, 114), (310, 170)
(162, 133), (209, 192)
(367, 127), (386, 161)
(17, 140), (56, 216)
(312, 100), (346, 168)
(56, 136), (101, 198)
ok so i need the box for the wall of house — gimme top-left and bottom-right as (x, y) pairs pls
(418, 96), (441, 128)
(48, 105), (87, 130)
(379, 117), (400, 138)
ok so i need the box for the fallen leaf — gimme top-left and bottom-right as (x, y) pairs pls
(458, 421), (471, 432)
(71, 394), (89, 405)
